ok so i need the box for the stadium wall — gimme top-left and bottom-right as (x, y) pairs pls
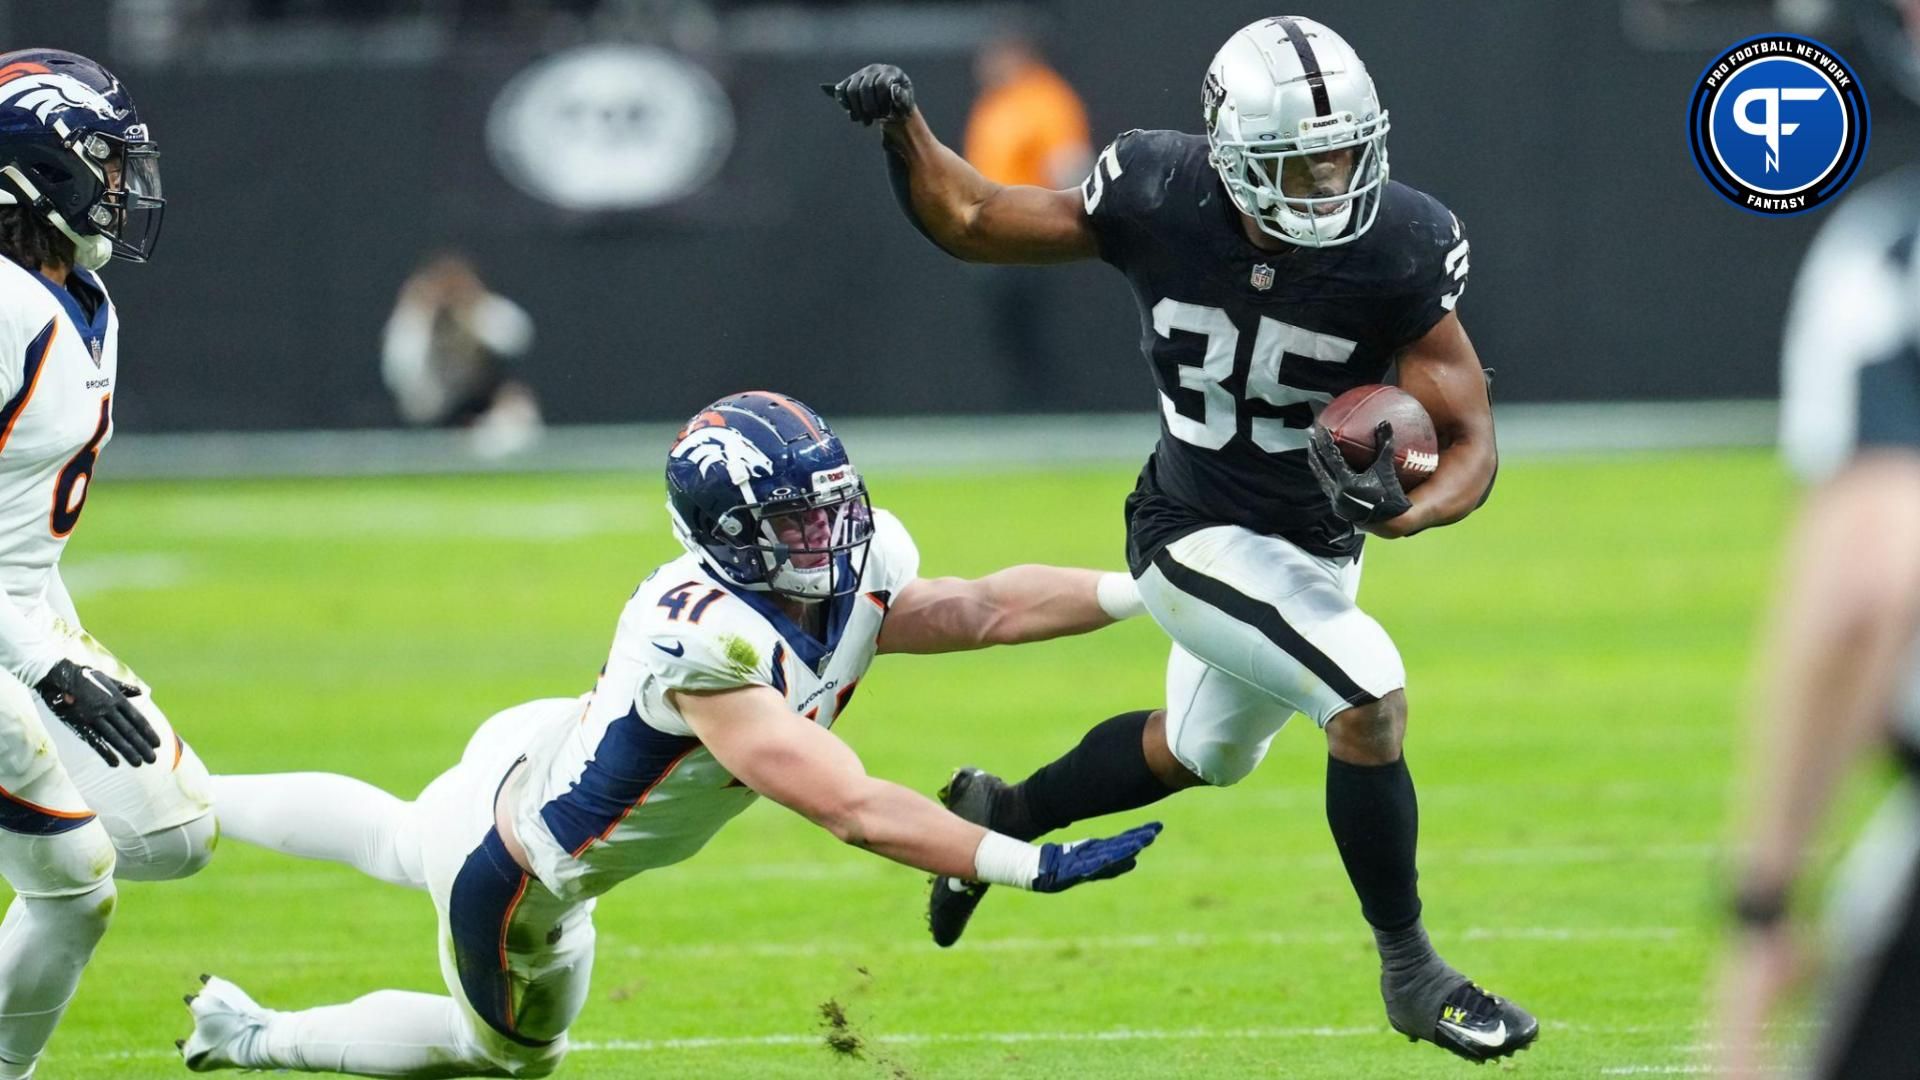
(33, 1), (1919, 432)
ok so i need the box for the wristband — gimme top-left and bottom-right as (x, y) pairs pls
(1096, 572), (1147, 621)
(972, 830), (1042, 890)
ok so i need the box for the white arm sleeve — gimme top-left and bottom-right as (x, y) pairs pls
(0, 593), (64, 685)
(461, 295), (534, 358)
(379, 304), (445, 425)
(42, 568), (78, 627)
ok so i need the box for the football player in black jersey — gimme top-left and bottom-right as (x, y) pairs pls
(1711, 165), (1920, 1080)
(827, 16), (1535, 1063)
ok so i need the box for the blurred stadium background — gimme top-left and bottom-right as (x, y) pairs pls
(9, 0), (1919, 1075)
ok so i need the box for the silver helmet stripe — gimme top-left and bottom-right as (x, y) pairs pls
(1272, 17), (1331, 118)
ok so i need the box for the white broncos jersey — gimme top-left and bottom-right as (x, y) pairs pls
(508, 509), (921, 903)
(0, 259), (117, 681)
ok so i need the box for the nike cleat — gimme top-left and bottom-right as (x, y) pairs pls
(927, 767), (1009, 947)
(179, 974), (270, 1072)
(1393, 979), (1539, 1063)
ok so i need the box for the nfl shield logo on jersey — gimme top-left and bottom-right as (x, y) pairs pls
(1249, 263), (1275, 291)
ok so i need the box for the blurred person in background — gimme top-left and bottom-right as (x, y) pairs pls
(0, 47), (216, 1078)
(1712, 6), (1920, 1075)
(381, 253), (543, 458)
(961, 33), (1090, 412)
(1710, 141), (1920, 1080)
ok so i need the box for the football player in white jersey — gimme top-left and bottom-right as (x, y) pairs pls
(0, 47), (213, 1077)
(183, 391), (1163, 1077)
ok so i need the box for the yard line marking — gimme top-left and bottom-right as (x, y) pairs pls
(613, 925), (1686, 961)
(83, 1020), (1797, 1063)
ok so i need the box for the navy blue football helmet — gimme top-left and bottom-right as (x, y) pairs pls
(665, 391), (873, 601)
(0, 49), (163, 268)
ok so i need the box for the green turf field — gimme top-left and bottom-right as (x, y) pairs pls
(31, 450), (1802, 1077)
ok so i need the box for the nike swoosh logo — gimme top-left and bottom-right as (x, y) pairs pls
(1436, 1018), (1506, 1048)
(653, 642), (686, 657)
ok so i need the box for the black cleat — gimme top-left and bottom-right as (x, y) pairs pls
(1393, 980), (1539, 1063)
(927, 767), (1009, 947)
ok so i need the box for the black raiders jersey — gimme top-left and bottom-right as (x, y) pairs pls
(1081, 129), (1470, 568)
(1778, 165), (1920, 768)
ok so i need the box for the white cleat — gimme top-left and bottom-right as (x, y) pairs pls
(178, 974), (270, 1072)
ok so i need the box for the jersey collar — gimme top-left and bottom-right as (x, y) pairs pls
(700, 563), (857, 674)
(30, 268), (110, 358)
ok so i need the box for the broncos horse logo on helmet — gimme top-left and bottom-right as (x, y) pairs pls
(0, 48), (164, 269)
(665, 391), (873, 601)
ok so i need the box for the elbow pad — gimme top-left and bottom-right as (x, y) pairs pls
(885, 143), (964, 259)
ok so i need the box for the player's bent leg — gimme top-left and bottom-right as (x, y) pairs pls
(927, 708), (1182, 947)
(211, 773), (425, 889)
(183, 976), (542, 1078)
(0, 757), (119, 1079)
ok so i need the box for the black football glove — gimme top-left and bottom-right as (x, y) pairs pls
(821, 64), (915, 126)
(1306, 422), (1413, 526)
(35, 659), (160, 767)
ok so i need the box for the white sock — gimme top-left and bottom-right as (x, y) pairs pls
(247, 991), (502, 1078)
(0, 881), (115, 1073)
(212, 774), (424, 888)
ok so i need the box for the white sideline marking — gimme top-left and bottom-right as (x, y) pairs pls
(615, 925), (1684, 961)
(86, 1021), (1772, 1063)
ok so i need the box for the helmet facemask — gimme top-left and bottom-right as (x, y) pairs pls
(1209, 112), (1389, 248)
(710, 481), (874, 602)
(0, 127), (164, 269)
(82, 131), (163, 263)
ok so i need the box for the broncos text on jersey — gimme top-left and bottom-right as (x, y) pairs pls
(504, 508), (920, 903)
(1081, 129), (1470, 567)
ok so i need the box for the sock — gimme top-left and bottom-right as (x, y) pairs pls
(1373, 918), (1465, 1035)
(212, 774), (424, 889)
(248, 990), (500, 1076)
(995, 711), (1174, 841)
(1325, 754), (1423, 933)
(0, 881), (115, 1073)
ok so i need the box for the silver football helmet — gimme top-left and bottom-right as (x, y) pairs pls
(1204, 17), (1390, 248)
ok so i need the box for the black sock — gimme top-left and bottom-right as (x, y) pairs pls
(993, 711), (1173, 841)
(1325, 754), (1423, 932)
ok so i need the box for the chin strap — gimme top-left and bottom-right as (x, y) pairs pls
(0, 165), (110, 270)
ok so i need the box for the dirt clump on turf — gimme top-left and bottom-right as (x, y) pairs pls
(819, 998), (865, 1058)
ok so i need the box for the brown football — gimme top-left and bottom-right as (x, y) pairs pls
(1314, 385), (1440, 490)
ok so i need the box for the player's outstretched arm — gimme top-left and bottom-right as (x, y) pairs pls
(875, 567), (1145, 655)
(1372, 312), (1498, 539)
(823, 64), (1098, 264)
(678, 684), (1160, 888)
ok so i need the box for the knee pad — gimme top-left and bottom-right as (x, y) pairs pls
(22, 876), (117, 941)
(0, 817), (116, 900)
(477, 1033), (566, 1078)
(1180, 741), (1267, 788)
(110, 812), (217, 881)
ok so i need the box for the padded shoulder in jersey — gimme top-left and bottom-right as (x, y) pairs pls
(862, 508), (921, 598)
(1366, 182), (1471, 349)
(0, 260), (58, 401)
(1779, 168), (1920, 481)
(1080, 129), (1211, 264)
(630, 574), (780, 695)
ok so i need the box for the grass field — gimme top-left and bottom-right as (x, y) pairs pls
(29, 449), (1806, 1078)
